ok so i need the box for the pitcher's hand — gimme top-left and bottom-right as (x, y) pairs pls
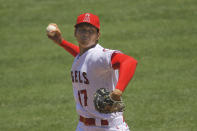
(46, 23), (63, 44)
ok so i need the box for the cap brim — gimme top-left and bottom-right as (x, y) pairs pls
(74, 22), (99, 30)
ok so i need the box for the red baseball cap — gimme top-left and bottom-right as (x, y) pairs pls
(75, 13), (100, 30)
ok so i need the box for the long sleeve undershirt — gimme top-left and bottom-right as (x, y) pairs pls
(59, 39), (80, 57)
(59, 39), (137, 92)
(111, 53), (137, 92)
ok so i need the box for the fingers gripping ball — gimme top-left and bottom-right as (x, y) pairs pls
(46, 24), (57, 37)
(93, 88), (125, 114)
(46, 23), (62, 44)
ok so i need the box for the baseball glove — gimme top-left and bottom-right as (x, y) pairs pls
(93, 88), (125, 114)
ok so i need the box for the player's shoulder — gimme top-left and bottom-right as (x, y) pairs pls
(89, 44), (119, 62)
(93, 44), (115, 54)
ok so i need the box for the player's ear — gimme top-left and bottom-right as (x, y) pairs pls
(74, 28), (77, 37)
(97, 31), (100, 40)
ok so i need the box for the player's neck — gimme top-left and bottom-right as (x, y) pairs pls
(79, 44), (97, 56)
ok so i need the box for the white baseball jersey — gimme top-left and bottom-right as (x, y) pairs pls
(71, 44), (122, 119)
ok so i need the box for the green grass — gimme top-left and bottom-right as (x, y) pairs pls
(0, 0), (196, 130)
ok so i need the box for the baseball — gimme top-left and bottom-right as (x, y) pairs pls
(46, 24), (57, 36)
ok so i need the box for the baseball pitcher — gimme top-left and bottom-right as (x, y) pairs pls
(47, 13), (137, 131)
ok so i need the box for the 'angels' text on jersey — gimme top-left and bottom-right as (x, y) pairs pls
(71, 71), (89, 84)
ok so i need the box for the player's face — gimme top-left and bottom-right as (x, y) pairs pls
(75, 23), (100, 48)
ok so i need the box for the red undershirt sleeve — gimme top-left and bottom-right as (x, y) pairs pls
(58, 39), (80, 57)
(111, 53), (138, 92)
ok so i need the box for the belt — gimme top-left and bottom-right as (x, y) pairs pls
(79, 115), (109, 126)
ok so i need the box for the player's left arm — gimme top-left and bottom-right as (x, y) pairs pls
(110, 53), (138, 101)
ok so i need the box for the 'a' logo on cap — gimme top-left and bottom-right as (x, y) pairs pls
(83, 13), (90, 22)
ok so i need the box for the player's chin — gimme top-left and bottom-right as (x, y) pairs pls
(79, 40), (90, 47)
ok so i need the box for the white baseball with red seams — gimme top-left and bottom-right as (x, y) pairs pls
(71, 44), (130, 131)
(46, 24), (56, 36)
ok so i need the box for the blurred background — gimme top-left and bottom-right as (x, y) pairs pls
(0, 0), (196, 130)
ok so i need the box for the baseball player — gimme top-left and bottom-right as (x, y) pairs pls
(47, 13), (137, 131)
